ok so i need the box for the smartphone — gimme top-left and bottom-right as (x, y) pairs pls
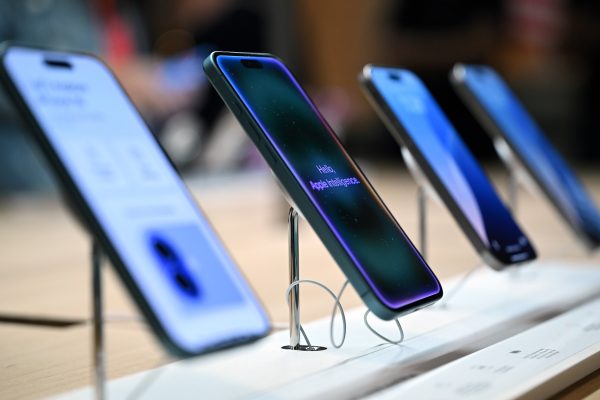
(0, 44), (270, 357)
(451, 64), (600, 249)
(203, 51), (442, 320)
(360, 66), (537, 269)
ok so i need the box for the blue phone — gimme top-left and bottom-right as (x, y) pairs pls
(452, 64), (600, 249)
(0, 44), (270, 357)
(360, 66), (537, 269)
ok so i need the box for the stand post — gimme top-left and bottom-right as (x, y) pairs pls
(401, 146), (429, 261)
(92, 241), (106, 400)
(492, 136), (520, 215)
(506, 162), (520, 277)
(507, 167), (518, 215)
(418, 186), (428, 261)
(281, 207), (326, 351)
(288, 207), (301, 349)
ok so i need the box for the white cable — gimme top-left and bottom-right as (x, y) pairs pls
(330, 280), (350, 348)
(363, 310), (404, 344)
(334, 280), (404, 345)
(285, 279), (347, 348)
(285, 279), (406, 348)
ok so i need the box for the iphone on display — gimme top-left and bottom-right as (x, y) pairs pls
(0, 44), (270, 357)
(360, 65), (537, 269)
(204, 52), (443, 320)
(451, 64), (600, 250)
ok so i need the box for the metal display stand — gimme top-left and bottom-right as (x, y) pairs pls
(401, 147), (437, 260)
(91, 241), (106, 400)
(417, 186), (428, 260)
(491, 136), (527, 214)
(281, 207), (327, 351)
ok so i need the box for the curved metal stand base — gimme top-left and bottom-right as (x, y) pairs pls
(281, 345), (327, 351)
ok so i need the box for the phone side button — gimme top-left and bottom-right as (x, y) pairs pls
(232, 101), (244, 114)
(233, 102), (260, 138)
(260, 144), (277, 165)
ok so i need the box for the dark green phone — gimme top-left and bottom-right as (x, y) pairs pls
(204, 52), (443, 320)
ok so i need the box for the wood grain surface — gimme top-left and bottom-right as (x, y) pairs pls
(1, 166), (599, 399)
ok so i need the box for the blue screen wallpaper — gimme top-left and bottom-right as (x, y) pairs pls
(368, 67), (536, 265)
(459, 65), (600, 247)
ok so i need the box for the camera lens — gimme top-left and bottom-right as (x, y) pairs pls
(241, 59), (263, 69)
(153, 239), (176, 260)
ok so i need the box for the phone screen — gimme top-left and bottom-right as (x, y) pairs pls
(456, 65), (600, 247)
(214, 55), (441, 310)
(2, 47), (269, 354)
(366, 68), (536, 265)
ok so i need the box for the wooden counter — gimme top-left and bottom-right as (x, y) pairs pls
(1, 166), (599, 399)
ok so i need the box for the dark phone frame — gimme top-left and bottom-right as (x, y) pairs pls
(0, 43), (270, 357)
(203, 51), (443, 320)
(359, 64), (537, 270)
(450, 63), (600, 250)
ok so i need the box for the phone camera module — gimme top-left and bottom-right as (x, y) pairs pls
(151, 236), (201, 298)
(241, 59), (263, 69)
(43, 58), (72, 69)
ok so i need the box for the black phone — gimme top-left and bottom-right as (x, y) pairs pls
(204, 51), (443, 320)
(360, 65), (537, 269)
(0, 44), (270, 357)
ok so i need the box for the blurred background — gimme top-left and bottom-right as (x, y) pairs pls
(0, 0), (598, 196)
(2, 3), (600, 395)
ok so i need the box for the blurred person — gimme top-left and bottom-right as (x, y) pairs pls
(0, 0), (102, 195)
(0, 0), (207, 196)
(146, 0), (268, 171)
(500, 0), (568, 75)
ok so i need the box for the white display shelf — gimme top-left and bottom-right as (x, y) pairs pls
(57, 261), (600, 400)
